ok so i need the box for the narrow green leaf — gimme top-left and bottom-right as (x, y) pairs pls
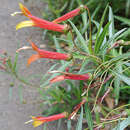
(76, 0), (82, 5)
(114, 72), (130, 85)
(109, 28), (127, 45)
(114, 77), (120, 105)
(69, 0), (75, 11)
(72, 52), (86, 59)
(53, 35), (65, 65)
(108, 52), (130, 63)
(95, 4), (109, 53)
(114, 15), (130, 26)
(56, 38), (73, 45)
(67, 120), (71, 130)
(117, 28), (130, 39)
(109, 6), (114, 39)
(95, 22), (111, 54)
(53, 35), (63, 53)
(95, 112), (100, 124)
(60, 2), (68, 12)
(79, 59), (90, 73)
(13, 52), (19, 72)
(85, 103), (93, 130)
(92, 20), (106, 46)
(112, 116), (130, 130)
(7, 57), (13, 70)
(43, 123), (47, 130)
(82, 11), (87, 27)
(42, 30), (47, 41)
(91, 5), (101, 19)
(126, 0), (130, 16)
(68, 20), (89, 53)
(76, 107), (83, 130)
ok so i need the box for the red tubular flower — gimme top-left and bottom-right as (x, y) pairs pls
(27, 41), (71, 66)
(25, 112), (67, 127)
(15, 3), (69, 33)
(52, 5), (86, 24)
(50, 72), (91, 83)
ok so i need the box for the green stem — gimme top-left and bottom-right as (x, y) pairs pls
(84, 6), (93, 54)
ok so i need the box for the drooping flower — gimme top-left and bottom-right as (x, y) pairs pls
(14, 3), (69, 33)
(50, 72), (91, 83)
(27, 40), (72, 66)
(25, 112), (68, 127)
(52, 5), (86, 24)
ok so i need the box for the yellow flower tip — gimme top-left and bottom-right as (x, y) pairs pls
(31, 116), (45, 127)
(25, 117), (44, 127)
(19, 3), (31, 16)
(19, 3), (23, 8)
(16, 20), (35, 30)
(19, 3), (25, 12)
(32, 120), (44, 127)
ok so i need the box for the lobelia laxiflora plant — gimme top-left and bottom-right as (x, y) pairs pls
(10, 2), (130, 129)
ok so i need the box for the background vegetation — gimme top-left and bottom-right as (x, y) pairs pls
(0, 0), (129, 129)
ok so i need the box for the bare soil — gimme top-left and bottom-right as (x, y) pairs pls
(0, 0), (59, 130)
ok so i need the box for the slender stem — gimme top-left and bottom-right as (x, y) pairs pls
(69, 29), (81, 52)
(13, 72), (38, 88)
(85, 117), (126, 130)
(10, 66), (39, 88)
(105, 104), (130, 119)
(84, 6), (93, 54)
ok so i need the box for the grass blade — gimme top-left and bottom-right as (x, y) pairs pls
(95, 22), (111, 54)
(112, 116), (130, 130)
(94, 4), (109, 53)
(76, 106), (83, 130)
(68, 20), (89, 53)
(114, 15), (130, 26)
(67, 120), (71, 130)
(114, 72), (130, 85)
(126, 0), (130, 16)
(85, 103), (93, 130)
(53, 35), (65, 65)
(109, 6), (114, 39)
(13, 52), (19, 72)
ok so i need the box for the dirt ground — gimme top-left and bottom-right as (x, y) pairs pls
(0, 0), (61, 130)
